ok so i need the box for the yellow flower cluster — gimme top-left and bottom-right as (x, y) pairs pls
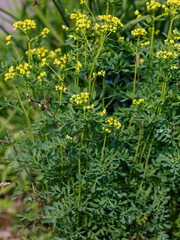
(141, 41), (150, 47)
(69, 34), (77, 41)
(133, 99), (145, 105)
(118, 37), (125, 42)
(173, 29), (180, 40)
(55, 85), (67, 92)
(26, 47), (49, 58)
(80, 0), (87, 4)
(106, 117), (121, 130)
(70, 92), (89, 105)
(134, 10), (142, 19)
(37, 71), (47, 81)
(76, 61), (82, 73)
(170, 65), (178, 70)
(41, 27), (50, 38)
(66, 135), (73, 140)
(41, 58), (47, 67)
(13, 19), (36, 33)
(131, 28), (147, 37)
(93, 70), (105, 78)
(146, 1), (161, 11)
(167, 0), (180, 7)
(156, 51), (178, 60)
(70, 12), (91, 31)
(83, 104), (94, 110)
(95, 15), (123, 33)
(4, 66), (15, 81)
(99, 109), (106, 117)
(16, 63), (32, 76)
(102, 127), (111, 133)
(6, 35), (13, 46)
(140, 59), (144, 64)
(62, 25), (69, 31)
(174, 43), (180, 51)
(54, 54), (71, 69)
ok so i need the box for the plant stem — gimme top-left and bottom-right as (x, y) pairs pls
(89, 35), (104, 95)
(76, 41), (79, 89)
(100, 134), (106, 163)
(133, 121), (142, 162)
(102, 76), (105, 109)
(12, 81), (35, 146)
(149, 14), (155, 59)
(132, 37), (139, 104)
(136, 135), (154, 198)
(167, 18), (174, 40)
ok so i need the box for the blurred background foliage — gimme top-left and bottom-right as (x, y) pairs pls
(0, 0), (179, 239)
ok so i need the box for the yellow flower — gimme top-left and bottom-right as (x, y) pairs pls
(41, 27), (50, 38)
(66, 135), (73, 140)
(13, 19), (36, 33)
(146, 1), (161, 11)
(131, 28), (147, 37)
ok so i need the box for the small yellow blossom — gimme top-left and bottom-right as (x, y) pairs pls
(41, 27), (50, 38)
(13, 19), (36, 33)
(171, 65), (178, 70)
(70, 92), (89, 105)
(141, 41), (150, 47)
(131, 28), (147, 37)
(106, 117), (121, 130)
(156, 50), (178, 60)
(66, 135), (73, 140)
(102, 127), (111, 133)
(4, 66), (16, 81)
(76, 61), (82, 73)
(146, 1), (161, 11)
(62, 25), (69, 31)
(99, 109), (106, 117)
(140, 59), (144, 64)
(6, 35), (13, 46)
(37, 71), (47, 81)
(55, 85), (67, 92)
(133, 99), (145, 105)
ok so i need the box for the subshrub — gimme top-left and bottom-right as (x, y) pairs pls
(2, 0), (180, 239)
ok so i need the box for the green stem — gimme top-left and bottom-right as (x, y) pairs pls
(27, 39), (31, 65)
(89, 36), (104, 95)
(100, 134), (107, 163)
(149, 14), (155, 59)
(136, 135), (154, 198)
(76, 42), (79, 89)
(102, 76), (105, 109)
(12, 81), (35, 146)
(133, 121), (142, 162)
(167, 18), (174, 40)
(132, 37), (139, 104)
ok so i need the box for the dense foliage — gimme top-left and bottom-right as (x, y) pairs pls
(1, 0), (180, 239)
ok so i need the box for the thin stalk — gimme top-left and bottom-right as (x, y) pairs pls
(89, 36), (104, 95)
(132, 37), (139, 104)
(100, 134), (107, 163)
(76, 42), (79, 89)
(149, 14), (155, 59)
(85, 3), (95, 20)
(102, 76), (105, 109)
(47, 64), (62, 81)
(139, 127), (153, 162)
(60, 71), (65, 105)
(136, 135), (154, 198)
(133, 121), (142, 162)
(167, 18), (174, 40)
(77, 131), (84, 207)
(85, 48), (87, 84)
(12, 81), (35, 146)
(27, 38), (31, 65)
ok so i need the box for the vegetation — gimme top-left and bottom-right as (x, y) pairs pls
(0, 0), (180, 239)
